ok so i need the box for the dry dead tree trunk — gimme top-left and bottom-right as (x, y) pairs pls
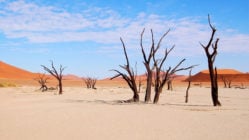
(221, 75), (235, 88)
(167, 75), (175, 91)
(185, 69), (192, 103)
(140, 28), (195, 104)
(138, 78), (142, 93)
(111, 38), (139, 102)
(150, 30), (196, 103)
(41, 61), (65, 94)
(140, 28), (171, 103)
(221, 75), (228, 88)
(200, 15), (221, 106)
(140, 29), (156, 102)
(83, 77), (97, 89)
(34, 73), (49, 92)
(153, 57), (195, 104)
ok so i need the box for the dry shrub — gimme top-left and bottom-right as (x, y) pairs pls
(0, 82), (17, 87)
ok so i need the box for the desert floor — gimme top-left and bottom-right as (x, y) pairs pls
(0, 86), (249, 140)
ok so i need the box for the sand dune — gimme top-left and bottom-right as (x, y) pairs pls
(190, 69), (249, 83)
(0, 61), (38, 79)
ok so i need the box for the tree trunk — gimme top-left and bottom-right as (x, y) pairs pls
(185, 69), (192, 103)
(185, 80), (190, 103)
(209, 66), (221, 106)
(144, 70), (152, 102)
(167, 80), (173, 91)
(153, 87), (162, 104)
(200, 15), (221, 106)
(58, 80), (63, 94)
(133, 92), (139, 102)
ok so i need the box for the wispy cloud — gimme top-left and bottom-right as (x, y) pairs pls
(0, 0), (248, 56)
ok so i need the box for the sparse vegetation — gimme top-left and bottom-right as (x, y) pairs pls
(83, 77), (97, 89)
(200, 15), (221, 106)
(0, 82), (17, 87)
(34, 73), (49, 92)
(185, 69), (192, 103)
(220, 75), (236, 88)
(112, 28), (195, 103)
(111, 38), (139, 102)
(41, 61), (66, 94)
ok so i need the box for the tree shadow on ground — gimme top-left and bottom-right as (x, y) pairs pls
(65, 99), (214, 107)
(64, 99), (143, 105)
(161, 103), (212, 107)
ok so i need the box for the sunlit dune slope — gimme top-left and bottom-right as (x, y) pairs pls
(0, 61), (38, 79)
(190, 69), (249, 82)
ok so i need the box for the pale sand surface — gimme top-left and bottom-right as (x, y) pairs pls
(0, 86), (249, 140)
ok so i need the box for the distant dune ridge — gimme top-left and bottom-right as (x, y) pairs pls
(190, 69), (249, 82)
(0, 61), (81, 80)
(0, 61), (249, 83)
(0, 61), (38, 79)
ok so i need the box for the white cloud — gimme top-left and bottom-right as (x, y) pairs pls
(0, 0), (248, 56)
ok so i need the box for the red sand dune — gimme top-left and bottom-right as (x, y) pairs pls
(0, 61), (81, 80)
(0, 61), (39, 79)
(200, 69), (243, 75)
(190, 69), (249, 82)
(1, 61), (248, 86)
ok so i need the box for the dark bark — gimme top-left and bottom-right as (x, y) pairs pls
(41, 61), (65, 95)
(167, 80), (173, 91)
(83, 77), (97, 89)
(111, 38), (139, 102)
(221, 75), (235, 88)
(34, 73), (49, 92)
(200, 15), (221, 106)
(153, 58), (195, 104)
(139, 28), (196, 104)
(221, 76), (228, 88)
(140, 29), (155, 102)
(138, 78), (142, 93)
(140, 28), (170, 103)
(185, 69), (192, 103)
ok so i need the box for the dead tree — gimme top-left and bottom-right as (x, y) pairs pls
(140, 28), (170, 102)
(138, 78), (142, 93)
(34, 73), (49, 92)
(221, 75), (235, 88)
(221, 75), (228, 88)
(167, 75), (176, 91)
(200, 15), (221, 106)
(185, 69), (192, 103)
(83, 77), (97, 89)
(41, 61), (65, 94)
(152, 46), (195, 104)
(111, 38), (139, 102)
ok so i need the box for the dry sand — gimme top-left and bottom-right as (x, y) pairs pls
(0, 86), (249, 140)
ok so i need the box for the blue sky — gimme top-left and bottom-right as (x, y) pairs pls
(0, 0), (249, 78)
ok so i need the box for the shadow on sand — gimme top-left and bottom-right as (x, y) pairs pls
(64, 99), (215, 108)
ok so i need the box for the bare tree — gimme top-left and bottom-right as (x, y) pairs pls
(200, 15), (221, 106)
(221, 75), (236, 88)
(152, 49), (195, 104)
(111, 38), (139, 102)
(185, 69), (192, 103)
(140, 28), (170, 102)
(138, 77), (142, 93)
(167, 75), (176, 91)
(83, 77), (97, 89)
(34, 73), (49, 92)
(41, 61), (65, 94)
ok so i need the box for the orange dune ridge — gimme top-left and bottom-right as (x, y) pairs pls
(1, 61), (249, 86)
(0, 61), (39, 79)
(190, 69), (249, 82)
